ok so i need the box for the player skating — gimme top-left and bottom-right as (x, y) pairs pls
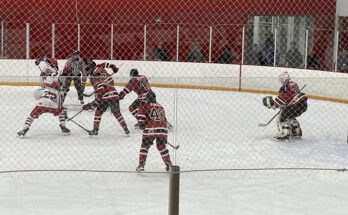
(262, 71), (308, 140)
(119, 69), (152, 127)
(136, 91), (172, 172)
(82, 62), (129, 136)
(17, 69), (70, 137)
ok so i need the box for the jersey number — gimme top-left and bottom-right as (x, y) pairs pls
(150, 108), (166, 122)
(42, 91), (57, 102)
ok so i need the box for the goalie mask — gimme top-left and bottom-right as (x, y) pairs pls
(279, 71), (290, 85)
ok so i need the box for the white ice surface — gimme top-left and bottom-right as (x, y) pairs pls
(1, 85), (348, 215)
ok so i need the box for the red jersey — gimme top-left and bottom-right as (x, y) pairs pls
(93, 63), (114, 86)
(274, 81), (307, 108)
(93, 78), (119, 102)
(119, 75), (151, 99)
(137, 102), (168, 138)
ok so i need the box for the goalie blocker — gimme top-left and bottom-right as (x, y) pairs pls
(262, 72), (308, 140)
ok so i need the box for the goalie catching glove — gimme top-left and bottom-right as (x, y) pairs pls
(263, 96), (275, 109)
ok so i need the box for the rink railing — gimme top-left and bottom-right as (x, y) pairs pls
(1, 60), (348, 103)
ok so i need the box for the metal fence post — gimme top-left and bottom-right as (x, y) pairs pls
(26, 23), (30, 59)
(169, 165), (180, 215)
(52, 24), (55, 58)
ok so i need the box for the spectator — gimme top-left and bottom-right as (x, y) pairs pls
(264, 45), (278, 66)
(337, 49), (348, 72)
(246, 44), (264, 65)
(285, 42), (303, 68)
(151, 42), (169, 61)
(306, 49), (320, 70)
(188, 42), (205, 63)
(263, 31), (274, 55)
(218, 47), (233, 64)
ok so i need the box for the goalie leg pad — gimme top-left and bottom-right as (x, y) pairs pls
(290, 118), (302, 137)
(275, 121), (291, 139)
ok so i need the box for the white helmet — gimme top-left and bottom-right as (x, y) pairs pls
(279, 71), (290, 85)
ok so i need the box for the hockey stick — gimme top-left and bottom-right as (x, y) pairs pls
(167, 142), (179, 150)
(66, 117), (91, 133)
(67, 109), (83, 121)
(258, 84), (307, 127)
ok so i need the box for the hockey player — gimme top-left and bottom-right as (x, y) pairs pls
(119, 68), (152, 127)
(263, 71), (308, 139)
(82, 62), (129, 136)
(62, 50), (86, 104)
(17, 71), (70, 137)
(35, 56), (59, 88)
(136, 91), (172, 172)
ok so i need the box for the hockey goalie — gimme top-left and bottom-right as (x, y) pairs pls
(262, 72), (308, 140)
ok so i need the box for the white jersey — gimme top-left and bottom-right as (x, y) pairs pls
(40, 62), (58, 87)
(37, 76), (62, 109)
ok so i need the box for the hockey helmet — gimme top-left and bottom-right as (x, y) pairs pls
(50, 58), (58, 67)
(130, 68), (139, 77)
(146, 91), (156, 103)
(279, 71), (290, 85)
(72, 50), (80, 56)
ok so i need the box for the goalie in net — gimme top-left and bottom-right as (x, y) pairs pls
(263, 72), (308, 140)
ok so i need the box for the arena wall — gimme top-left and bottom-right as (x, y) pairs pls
(1, 60), (348, 103)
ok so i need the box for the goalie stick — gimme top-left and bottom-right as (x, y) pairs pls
(258, 84), (306, 127)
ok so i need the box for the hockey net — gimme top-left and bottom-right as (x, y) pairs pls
(1, 0), (348, 174)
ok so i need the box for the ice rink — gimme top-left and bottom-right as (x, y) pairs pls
(1, 85), (348, 214)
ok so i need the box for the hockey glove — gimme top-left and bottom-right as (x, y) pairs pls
(139, 123), (145, 130)
(112, 67), (119, 74)
(82, 102), (94, 110)
(262, 96), (275, 109)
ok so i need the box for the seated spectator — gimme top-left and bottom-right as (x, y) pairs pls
(337, 49), (348, 72)
(151, 42), (169, 61)
(188, 42), (205, 63)
(263, 31), (274, 56)
(246, 44), (264, 65)
(218, 47), (233, 64)
(285, 41), (303, 68)
(307, 49), (320, 70)
(264, 45), (278, 66)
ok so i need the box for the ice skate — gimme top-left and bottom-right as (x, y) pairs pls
(165, 162), (172, 172)
(136, 164), (145, 172)
(123, 126), (130, 135)
(59, 125), (70, 135)
(88, 128), (98, 136)
(17, 128), (29, 137)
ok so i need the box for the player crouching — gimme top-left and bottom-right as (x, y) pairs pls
(17, 71), (70, 137)
(262, 72), (308, 140)
(135, 91), (172, 172)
